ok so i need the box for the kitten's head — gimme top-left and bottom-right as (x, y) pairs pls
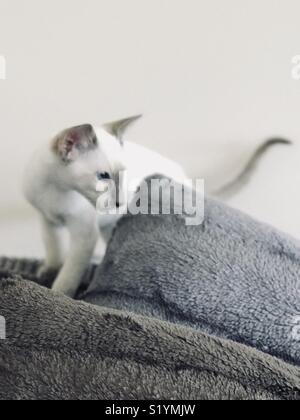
(52, 116), (141, 208)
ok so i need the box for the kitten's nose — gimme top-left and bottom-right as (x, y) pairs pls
(116, 202), (120, 208)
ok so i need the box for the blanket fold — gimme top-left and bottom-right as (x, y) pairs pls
(84, 177), (300, 366)
(0, 270), (299, 400)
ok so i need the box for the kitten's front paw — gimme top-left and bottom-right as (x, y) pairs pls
(51, 280), (77, 298)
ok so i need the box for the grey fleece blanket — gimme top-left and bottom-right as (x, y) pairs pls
(0, 268), (299, 400)
(84, 177), (300, 366)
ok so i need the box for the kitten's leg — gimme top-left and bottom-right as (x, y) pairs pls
(38, 217), (65, 277)
(51, 213), (98, 298)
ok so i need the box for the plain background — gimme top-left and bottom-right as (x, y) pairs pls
(1, 0), (300, 257)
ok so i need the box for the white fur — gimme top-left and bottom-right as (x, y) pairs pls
(23, 123), (187, 297)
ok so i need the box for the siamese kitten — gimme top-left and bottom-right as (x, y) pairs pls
(23, 116), (187, 297)
(23, 115), (290, 298)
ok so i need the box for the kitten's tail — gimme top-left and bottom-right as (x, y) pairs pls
(213, 138), (292, 200)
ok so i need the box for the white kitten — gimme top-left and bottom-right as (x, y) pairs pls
(23, 116), (187, 297)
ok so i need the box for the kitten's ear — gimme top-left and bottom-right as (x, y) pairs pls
(52, 124), (98, 163)
(102, 115), (142, 145)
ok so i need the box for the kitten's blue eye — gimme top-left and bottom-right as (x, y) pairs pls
(97, 172), (111, 180)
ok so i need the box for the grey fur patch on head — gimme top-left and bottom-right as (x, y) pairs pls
(52, 124), (98, 163)
(102, 115), (142, 145)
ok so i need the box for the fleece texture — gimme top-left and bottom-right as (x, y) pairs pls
(84, 177), (300, 366)
(0, 271), (299, 400)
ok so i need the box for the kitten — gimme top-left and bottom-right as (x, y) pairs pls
(23, 116), (187, 297)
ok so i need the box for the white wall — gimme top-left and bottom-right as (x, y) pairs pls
(1, 0), (300, 216)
